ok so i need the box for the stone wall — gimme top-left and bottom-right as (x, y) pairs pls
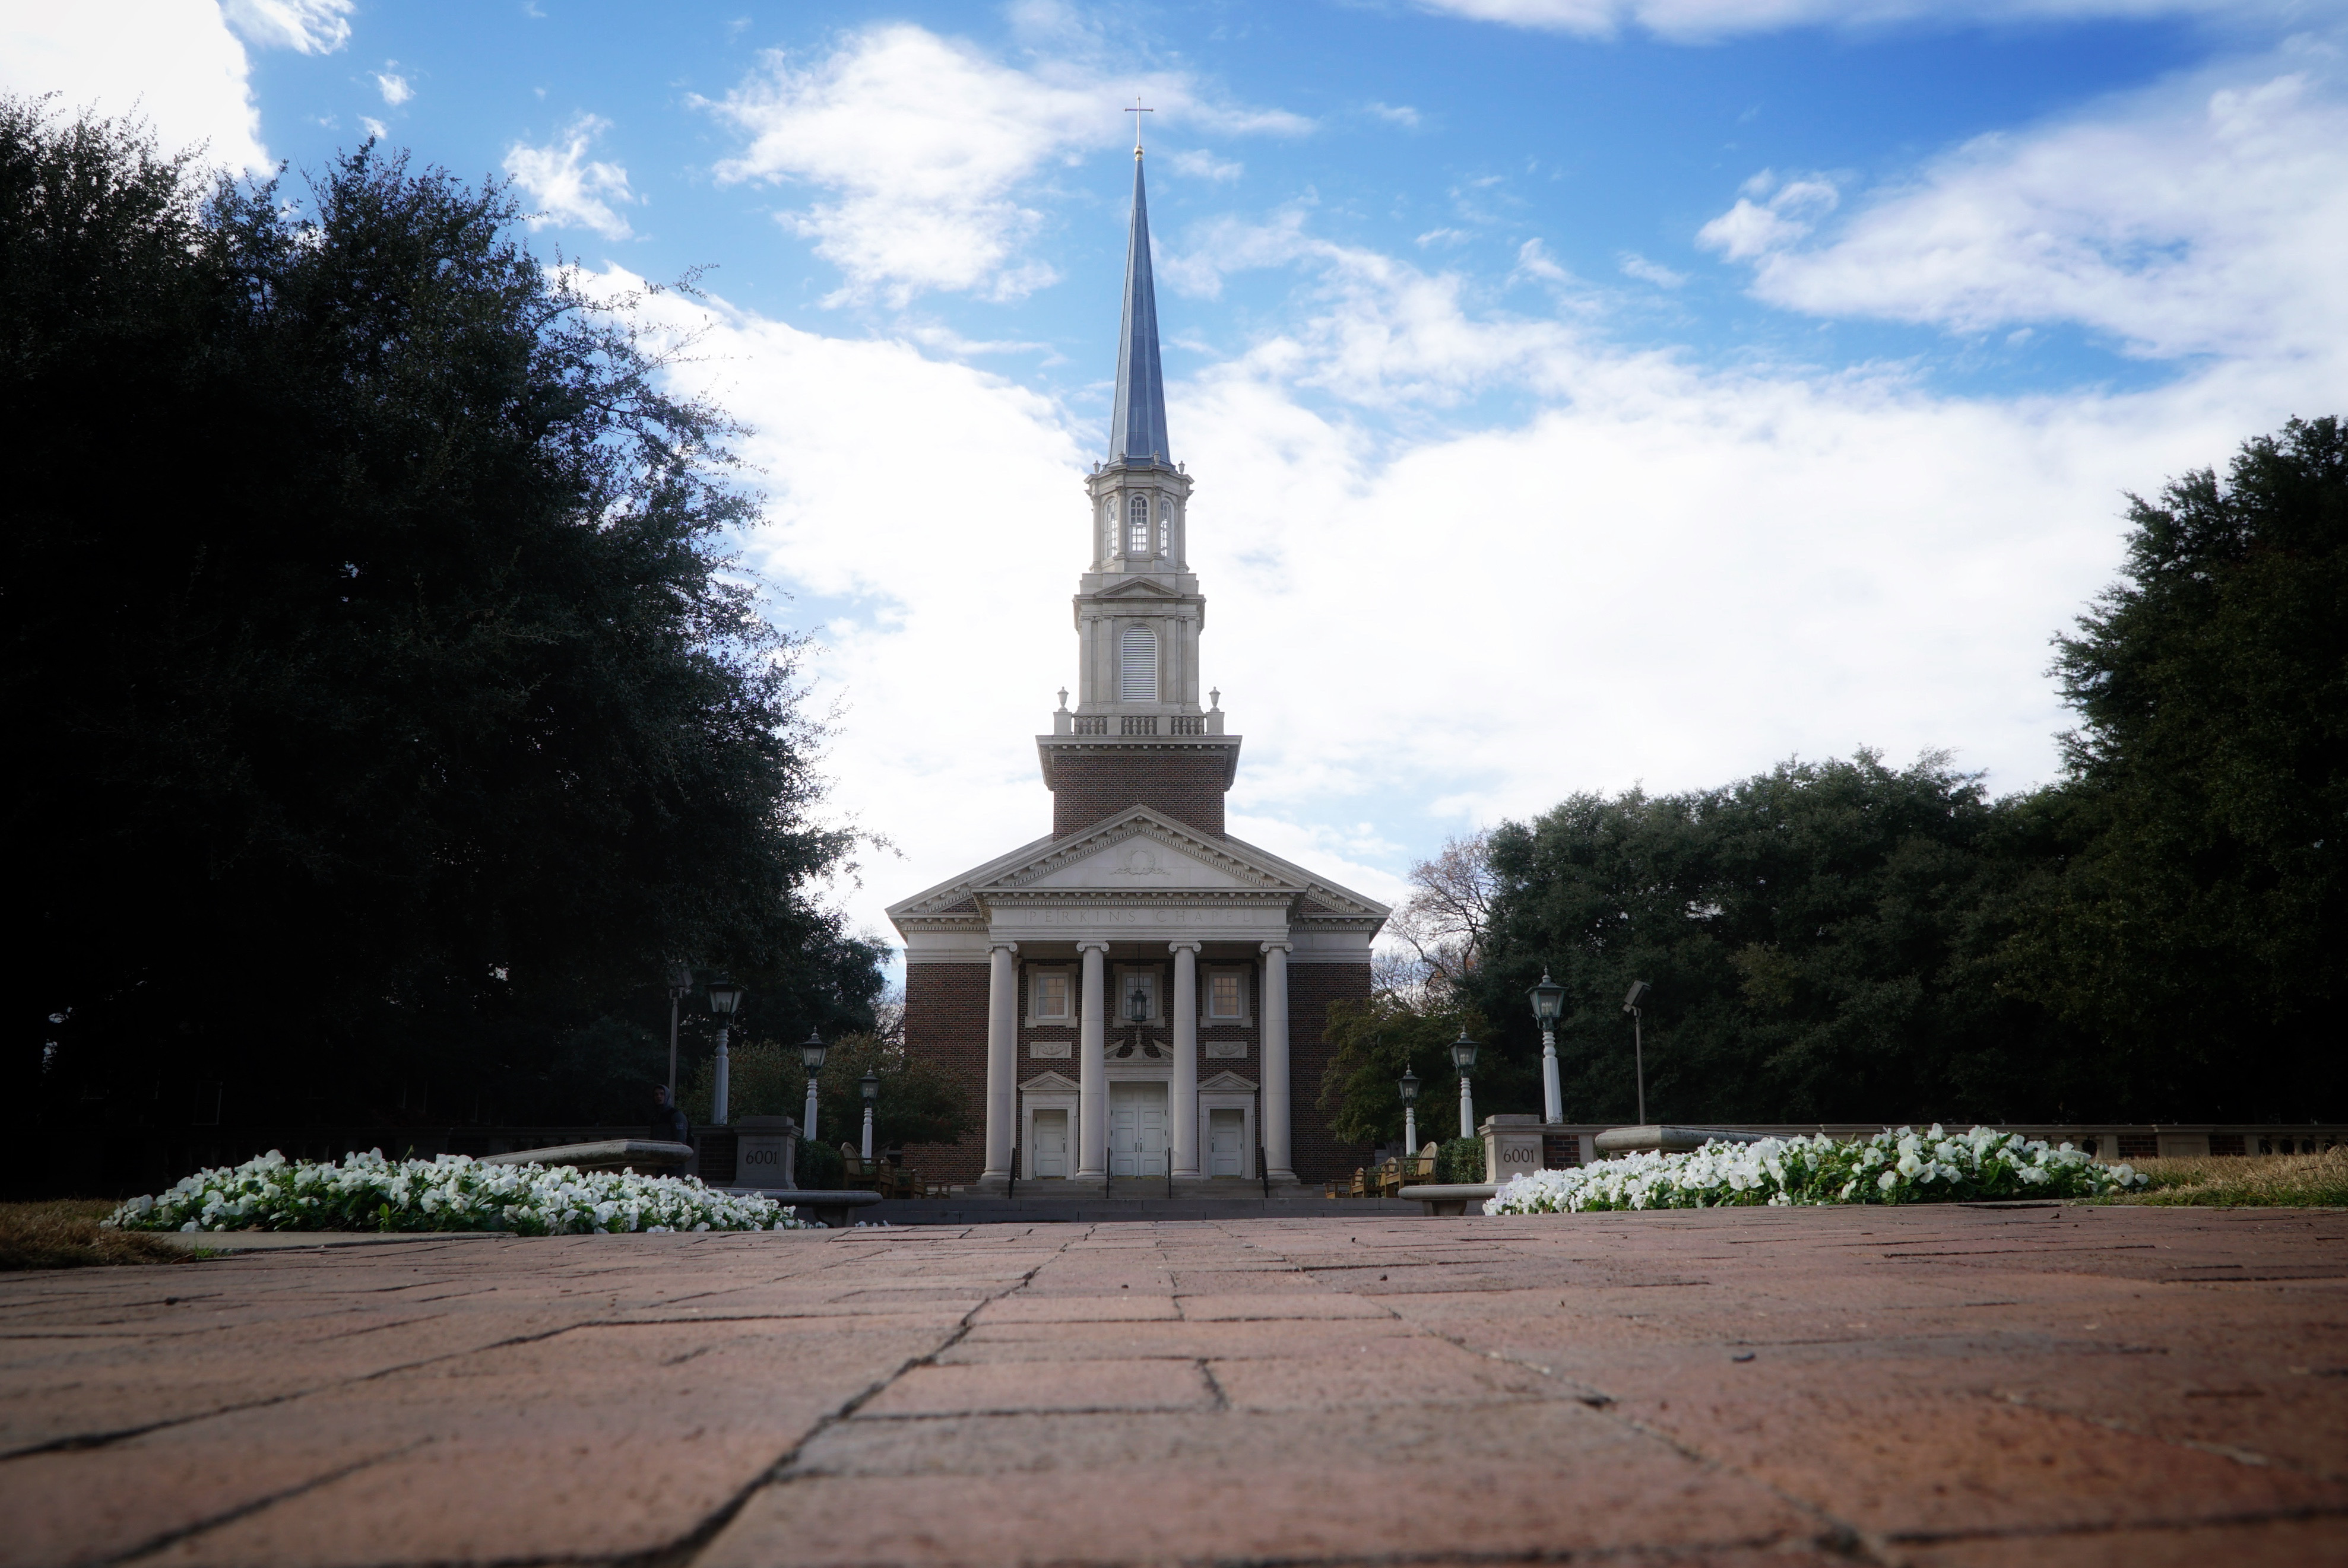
(1047, 748), (1228, 837)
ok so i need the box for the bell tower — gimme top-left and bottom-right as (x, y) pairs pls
(1039, 135), (1237, 838)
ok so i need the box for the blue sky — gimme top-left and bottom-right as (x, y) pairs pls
(9, 0), (2346, 956)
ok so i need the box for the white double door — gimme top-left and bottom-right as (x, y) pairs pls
(1108, 1083), (1168, 1179)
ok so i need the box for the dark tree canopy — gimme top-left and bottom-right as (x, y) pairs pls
(4, 102), (884, 1137)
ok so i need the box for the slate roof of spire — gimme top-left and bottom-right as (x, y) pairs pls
(1108, 149), (1170, 465)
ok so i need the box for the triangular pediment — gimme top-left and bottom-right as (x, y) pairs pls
(1199, 1071), (1258, 1092)
(1020, 1070), (1081, 1093)
(981, 808), (1303, 896)
(1091, 575), (1184, 599)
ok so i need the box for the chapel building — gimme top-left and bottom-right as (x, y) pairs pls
(888, 141), (1388, 1195)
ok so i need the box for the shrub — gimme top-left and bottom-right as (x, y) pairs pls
(1437, 1137), (1485, 1184)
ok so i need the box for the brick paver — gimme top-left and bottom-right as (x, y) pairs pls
(2, 1206), (2343, 1566)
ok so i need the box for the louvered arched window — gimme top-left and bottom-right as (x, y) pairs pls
(1118, 626), (1158, 702)
(1127, 494), (1151, 556)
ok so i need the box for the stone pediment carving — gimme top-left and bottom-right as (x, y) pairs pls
(986, 811), (1300, 896)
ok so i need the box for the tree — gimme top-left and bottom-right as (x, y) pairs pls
(4, 103), (881, 1140)
(2020, 417), (2348, 1117)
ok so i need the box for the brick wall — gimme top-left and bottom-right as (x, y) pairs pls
(1287, 960), (1374, 1185)
(1047, 748), (1228, 837)
(897, 962), (990, 1186)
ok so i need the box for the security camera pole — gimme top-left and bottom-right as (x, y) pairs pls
(1622, 980), (1651, 1125)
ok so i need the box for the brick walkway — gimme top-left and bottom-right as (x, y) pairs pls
(4, 1205), (2344, 1566)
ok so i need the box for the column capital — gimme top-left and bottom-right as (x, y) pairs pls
(989, 939), (1019, 954)
(1167, 939), (1202, 954)
(1075, 938), (1111, 954)
(1259, 940), (1293, 955)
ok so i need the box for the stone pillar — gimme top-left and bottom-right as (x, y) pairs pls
(1170, 941), (1201, 1180)
(1076, 940), (1108, 1182)
(1260, 941), (1295, 1182)
(981, 941), (1018, 1186)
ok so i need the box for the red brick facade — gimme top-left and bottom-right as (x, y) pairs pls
(1045, 747), (1230, 837)
(898, 962), (989, 1186)
(1289, 960), (1375, 1183)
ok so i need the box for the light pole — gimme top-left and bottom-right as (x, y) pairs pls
(1623, 980), (1651, 1125)
(800, 1029), (828, 1147)
(1529, 970), (1566, 1125)
(705, 977), (745, 1126)
(859, 1068), (879, 1163)
(665, 961), (693, 1107)
(1450, 1030), (1480, 1141)
(1399, 1066), (1419, 1158)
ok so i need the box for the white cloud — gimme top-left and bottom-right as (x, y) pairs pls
(504, 115), (637, 241)
(1696, 169), (1840, 260)
(1707, 58), (2348, 360)
(1368, 101), (1423, 128)
(374, 69), (412, 107)
(1417, 0), (2292, 43)
(221, 0), (351, 55)
(1169, 149), (1244, 182)
(360, 115), (386, 141)
(693, 23), (1307, 306)
(1618, 250), (1689, 287)
(1, 2), (270, 172)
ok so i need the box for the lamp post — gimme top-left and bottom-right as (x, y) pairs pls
(859, 1068), (879, 1163)
(1450, 1030), (1480, 1141)
(705, 977), (745, 1125)
(1622, 980), (1651, 1125)
(1529, 970), (1566, 1125)
(1398, 1067), (1419, 1157)
(800, 1029), (828, 1147)
(665, 962), (693, 1107)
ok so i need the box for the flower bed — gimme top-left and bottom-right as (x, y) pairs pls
(104, 1150), (814, 1236)
(1487, 1125), (2148, 1214)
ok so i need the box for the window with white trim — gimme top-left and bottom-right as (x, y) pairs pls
(1114, 966), (1159, 1022)
(1206, 967), (1248, 1021)
(1118, 625), (1157, 702)
(1127, 493), (1150, 555)
(1158, 498), (1173, 557)
(1029, 968), (1072, 1023)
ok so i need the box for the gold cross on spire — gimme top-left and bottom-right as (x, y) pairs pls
(1126, 96), (1152, 155)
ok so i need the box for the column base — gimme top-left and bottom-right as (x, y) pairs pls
(965, 1171), (1013, 1196)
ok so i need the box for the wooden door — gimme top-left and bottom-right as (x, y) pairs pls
(1031, 1110), (1068, 1178)
(1208, 1109), (1244, 1177)
(1110, 1084), (1168, 1177)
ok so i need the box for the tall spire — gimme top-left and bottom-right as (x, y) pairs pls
(1108, 139), (1170, 465)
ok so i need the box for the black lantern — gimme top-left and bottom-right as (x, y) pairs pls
(1450, 1030), (1479, 1072)
(1529, 971), (1565, 1027)
(1623, 979), (1650, 1012)
(1125, 983), (1151, 1023)
(706, 977), (745, 1017)
(1398, 1068), (1419, 1106)
(859, 1068), (880, 1104)
(800, 1029), (828, 1072)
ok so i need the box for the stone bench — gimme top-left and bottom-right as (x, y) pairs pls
(1591, 1125), (1769, 1156)
(1397, 1183), (1498, 1216)
(477, 1140), (695, 1174)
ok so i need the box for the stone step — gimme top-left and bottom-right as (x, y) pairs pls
(864, 1196), (1429, 1224)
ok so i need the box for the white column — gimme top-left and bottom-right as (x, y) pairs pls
(1260, 941), (1295, 1182)
(1170, 942), (1200, 1179)
(712, 1023), (731, 1126)
(1076, 940), (1108, 1181)
(982, 942), (1018, 1183)
(1541, 1026), (1563, 1125)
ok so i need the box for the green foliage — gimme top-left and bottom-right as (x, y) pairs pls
(1464, 751), (2086, 1125)
(683, 1032), (971, 1153)
(1436, 1138), (1485, 1184)
(1316, 993), (1486, 1146)
(796, 1138), (844, 1191)
(2020, 417), (2348, 1117)
(4, 102), (883, 1132)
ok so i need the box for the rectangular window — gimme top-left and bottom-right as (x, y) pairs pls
(1208, 970), (1246, 1020)
(1031, 970), (1070, 1021)
(1115, 968), (1158, 1022)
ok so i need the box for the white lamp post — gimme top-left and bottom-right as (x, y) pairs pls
(705, 977), (745, 1126)
(1529, 970), (1566, 1125)
(800, 1029), (828, 1145)
(1623, 980), (1651, 1125)
(1398, 1067), (1419, 1157)
(860, 1068), (879, 1163)
(1450, 1030), (1479, 1141)
(665, 961), (694, 1107)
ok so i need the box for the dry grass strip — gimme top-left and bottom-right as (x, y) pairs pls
(0, 1199), (198, 1271)
(2110, 1147), (2348, 1208)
